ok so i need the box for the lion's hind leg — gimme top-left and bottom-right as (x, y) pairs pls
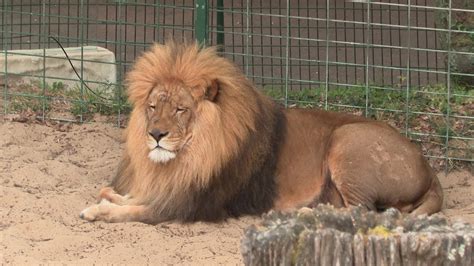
(409, 177), (443, 216)
(324, 122), (442, 215)
(326, 173), (378, 211)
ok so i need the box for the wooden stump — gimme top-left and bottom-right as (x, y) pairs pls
(241, 205), (474, 266)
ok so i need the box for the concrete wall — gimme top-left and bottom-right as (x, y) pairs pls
(0, 46), (116, 90)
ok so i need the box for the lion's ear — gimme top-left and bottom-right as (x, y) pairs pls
(205, 79), (219, 101)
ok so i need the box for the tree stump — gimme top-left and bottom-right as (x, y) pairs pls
(241, 205), (473, 266)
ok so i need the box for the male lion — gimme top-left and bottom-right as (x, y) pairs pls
(80, 41), (443, 224)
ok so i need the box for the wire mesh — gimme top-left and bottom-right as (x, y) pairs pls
(1, 0), (473, 170)
(1, 0), (195, 125)
(207, 0), (473, 169)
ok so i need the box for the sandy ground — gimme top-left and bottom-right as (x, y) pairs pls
(1, 119), (473, 265)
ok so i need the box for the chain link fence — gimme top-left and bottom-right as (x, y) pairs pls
(1, 0), (473, 170)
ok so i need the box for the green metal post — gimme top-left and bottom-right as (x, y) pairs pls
(216, 0), (224, 50)
(116, 0), (124, 127)
(41, 1), (47, 121)
(2, 1), (9, 115)
(364, 0), (371, 118)
(195, 0), (209, 45)
(404, 0), (412, 137)
(284, 0), (290, 108)
(444, 0), (453, 173)
(79, 0), (85, 123)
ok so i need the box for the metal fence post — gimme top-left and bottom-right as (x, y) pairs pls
(2, 0), (10, 115)
(216, 0), (224, 50)
(195, 0), (209, 45)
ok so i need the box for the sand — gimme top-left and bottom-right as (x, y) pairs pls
(1, 118), (472, 265)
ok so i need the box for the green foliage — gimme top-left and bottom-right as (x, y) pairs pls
(68, 84), (132, 117)
(263, 84), (472, 116)
(7, 80), (132, 120)
(9, 81), (54, 113)
(9, 95), (50, 113)
(452, 22), (474, 45)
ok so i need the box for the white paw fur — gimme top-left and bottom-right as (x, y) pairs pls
(80, 199), (112, 221)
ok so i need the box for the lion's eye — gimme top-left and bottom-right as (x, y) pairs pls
(177, 107), (187, 114)
(149, 105), (156, 111)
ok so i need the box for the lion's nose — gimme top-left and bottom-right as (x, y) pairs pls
(149, 129), (169, 142)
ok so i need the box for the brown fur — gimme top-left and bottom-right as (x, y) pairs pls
(80, 41), (443, 224)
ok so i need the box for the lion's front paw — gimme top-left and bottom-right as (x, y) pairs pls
(80, 199), (113, 222)
(98, 187), (115, 200)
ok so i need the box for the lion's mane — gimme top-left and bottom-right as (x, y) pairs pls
(111, 41), (285, 223)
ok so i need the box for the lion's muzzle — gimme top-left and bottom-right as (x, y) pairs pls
(146, 131), (176, 163)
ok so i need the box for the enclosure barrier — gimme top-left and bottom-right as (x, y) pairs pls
(1, 0), (473, 171)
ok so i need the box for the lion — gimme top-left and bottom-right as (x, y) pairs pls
(80, 41), (443, 224)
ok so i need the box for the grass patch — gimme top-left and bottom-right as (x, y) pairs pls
(7, 81), (67, 114)
(67, 84), (132, 117)
(5, 80), (132, 121)
(263, 84), (472, 115)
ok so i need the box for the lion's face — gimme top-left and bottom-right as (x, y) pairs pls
(145, 83), (196, 163)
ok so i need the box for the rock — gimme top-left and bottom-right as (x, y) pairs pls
(0, 46), (116, 90)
